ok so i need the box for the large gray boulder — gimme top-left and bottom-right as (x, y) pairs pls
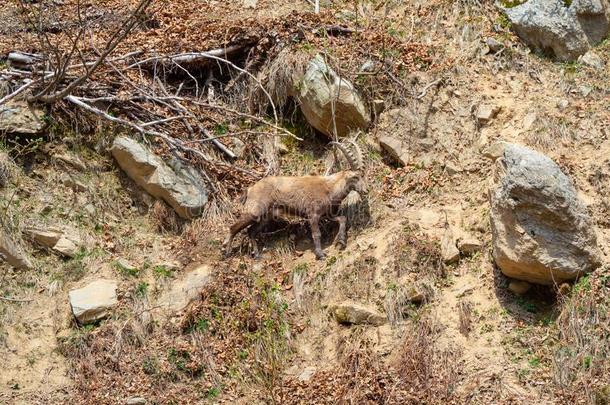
(503, 0), (610, 61)
(490, 143), (601, 285)
(292, 55), (370, 138)
(111, 136), (207, 219)
(69, 279), (118, 324)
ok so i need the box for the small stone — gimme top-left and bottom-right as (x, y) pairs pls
(115, 258), (137, 272)
(52, 152), (87, 171)
(359, 59), (376, 73)
(84, 204), (96, 216)
(405, 285), (426, 304)
(457, 237), (483, 255)
(454, 284), (474, 298)
(232, 138), (246, 159)
(125, 397), (147, 405)
(378, 134), (409, 166)
(298, 366), (317, 382)
(523, 112), (538, 130)
(59, 173), (88, 193)
(53, 237), (79, 258)
(157, 264), (212, 313)
(557, 99), (569, 110)
(508, 280), (532, 296)
(486, 37), (504, 53)
(372, 99), (385, 115)
(476, 104), (500, 125)
(580, 85), (593, 98)
(69, 279), (118, 324)
(578, 50), (604, 70)
(331, 301), (386, 326)
(445, 161), (462, 176)
(482, 141), (508, 161)
(441, 228), (460, 264)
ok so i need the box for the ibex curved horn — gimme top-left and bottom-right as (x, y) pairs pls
(330, 141), (358, 171)
(346, 140), (364, 171)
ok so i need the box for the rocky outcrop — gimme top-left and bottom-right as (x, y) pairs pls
(0, 230), (33, 270)
(69, 279), (118, 324)
(292, 55), (370, 138)
(503, 0), (610, 61)
(26, 226), (84, 258)
(490, 143), (601, 285)
(0, 100), (46, 136)
(441, 228), (460, 264)
(110, 136), (207, 219)
(157, 264), (212, 313)
(378, 134), (409, 166)
(330, 301), (386, 326)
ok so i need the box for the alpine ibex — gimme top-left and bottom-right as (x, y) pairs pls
(223, 142), (366, 260)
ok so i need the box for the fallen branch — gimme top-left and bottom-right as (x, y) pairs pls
(416, 78), (442, 100)
(30, 0), (154, 103)
(129, 49), (280, 124)
(192, 101), (302, 141)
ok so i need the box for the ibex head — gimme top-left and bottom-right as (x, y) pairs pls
(330, 140), (367, 195)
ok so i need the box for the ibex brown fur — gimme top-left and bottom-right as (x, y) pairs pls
(223, 142), (365, 260)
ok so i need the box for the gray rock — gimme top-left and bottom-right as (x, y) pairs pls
(457, 236), (483, 255)
(490, 143), (601, 285)
(331, 301), (386, 326)
(557, 99), (570, 110)
(503, 0), (609, 61)
(578, 50), (605, 69)
(508, 280), (532, 296)
(26, 226), (83, 258)
(111, 136), (207, 219)
(125, 397), (147, 405)
(0, 230), (33, 270)
(69, 279), (118, 324)
(298, 366), (317, 382)
(476, 104), (500, 125)
(441, 228), (460, 264)
(292, 55), (370, 138)
(378, 134), (409, 166)
(486, 37), (505, 52)
(0, 100), (46, 136)
(157, 264), (212, 313)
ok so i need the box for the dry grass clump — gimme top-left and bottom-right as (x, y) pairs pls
(58, 260), (293, 403)
(277, 315), (461, 404)
(149, 200), (181, 234)
(390, 222), (444, 279)
(552, 267), (610, 403)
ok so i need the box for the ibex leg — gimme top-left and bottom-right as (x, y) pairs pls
(309, 214), (326, 260)
(331, 215), (347, 249)
(223, 214), (256, 257)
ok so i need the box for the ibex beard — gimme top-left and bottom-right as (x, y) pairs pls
(223, 142), (366, 260)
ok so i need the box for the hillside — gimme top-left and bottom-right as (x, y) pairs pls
(1, 0), (610, 404)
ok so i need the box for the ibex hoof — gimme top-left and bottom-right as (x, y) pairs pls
(315, 251), (327, 260)
(335, 240), (347, 250)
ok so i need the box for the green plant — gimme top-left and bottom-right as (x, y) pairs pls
(500, 0), (526, 7)
(135, 282), (149, 297)
(113, 260), (139, 277)
(153, 265), (173, 279)
(142, 356), (159, 375)
(205, 386), (221, 399)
